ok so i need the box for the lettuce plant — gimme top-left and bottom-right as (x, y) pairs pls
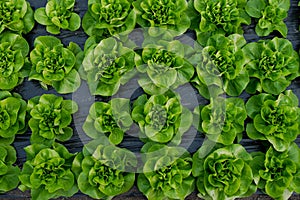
(137, 40), (194, 95)
(83, 98), (133, 145)
(0, 91), (27, 144)
(19, 143), (78, 200)
(246, 0), (290, 37)
(194, 97), (247, 145)
(243, 37), (299, 95)
(82, 37), (137, 96)
(0, 0), (34, 34)
(192, 0), (250, 45)
(82, 0), (136, 38)
(137, 143), (195, 200)
(0, 32), (30, 90)
(132, 91), (192, 145)
(28, 94), (78, 146)
(0, 144), (20, 193)
(34, 0), (81, 34)
(72, 139), (136, 199)
(29, 36), (81, 94)
(250, 143), (300, 199)
(192, 144), (256, 200)
(245, 90), (300, 152)
(133, 0), (190, 37)
(192, 34), (249, 98)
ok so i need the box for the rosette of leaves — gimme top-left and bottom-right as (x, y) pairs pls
(72, 139), (137, 199)
(136, 40), (195, 95)
(0, 144), (20, 193)
(243, 37), (299, 95)
(133, 0), (190, 37)
(194, 97), (247, 145)
(34, 0), (81, 34)
(0, 91), (27, 144)
(82, 0), (136, 38)
(27, 94), (78, 146)
(192, 34), (249, 99)
(192, 144), (256, 200)
(29, 36), (82, 94)
(245, 90), (300, 152)
(250, 143), (300, 199)
(245, 0), (290, 37)
(0, 32), (30, 90)
(131, 91), (192, 145)
(83, 98), (133, 145)
(0, 0), (34, 34)
(191, 0), (250, 45)
(137, 143), (195, 200)
(82, 37), (137, 96)
(19, 143), (78, 200)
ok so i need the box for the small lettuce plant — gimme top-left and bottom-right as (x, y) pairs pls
(192, 144), (257, 200)
(27, 94), (78, 146)
(194, 97), (247, 145)
(246, 0), (290, 37)
(0, 144), (20, 193)
(19, 143), (78, 200)
(0, 32), (30, 90)
(29, 36), (81, 94)
(0, 0), (35, 34)
(245, 90), (300, 152)
(72, 139), (137, 199)
(137, 143), (195, 200)
(132, 91), (192, 145)
(0, 91), (27, 144)
(34, 0), (81, 34)
(82, 0), (136, 38)
(243, 37), (299, 95)
(83, 98), (133, 145)
(250, 143), (300, 199)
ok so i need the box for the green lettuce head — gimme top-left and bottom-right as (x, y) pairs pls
(0, 91), (27, 144)
(192, 144), (256, 200)
(82, 37), (137, 96)
(28, 94), (78, 146)
(250, 143), (300, 199)
(83, 98), (133, 145)
(0, 32), (30, 90)
(72, 139), (137, 199)
(29, 36), (82, 94)
(138, 143), (195, 200)
(243, 37), (299, 95)
(132, 91), (192, 145)
(0, 144), (20, 193)
(34, 0), (81, 34)
(19, 143), (78, 200)
(246, 90), (300, 152)
(82, 0), (136, 38)
(0, 0), (34, 34)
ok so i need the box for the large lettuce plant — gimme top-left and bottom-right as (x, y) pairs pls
(246, 0), (290, 37)
(0, 32), (30, 90)
(29, 36), (81, 94)
(250, 143), (300, 199)
(28, 94), (78, 146)
(72, 139), (136, 199)
(245, 90), (300, 152)
(243, 37), (299, 95)
(0, 91), (27, 144)
(19, 143), (78, 200)
(137, 143), (195, 200)
(34, 0), (81, 34)
(0, 0), (34, 34)
(192, 144), (256, 200)
(132, 91), (192, 145)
